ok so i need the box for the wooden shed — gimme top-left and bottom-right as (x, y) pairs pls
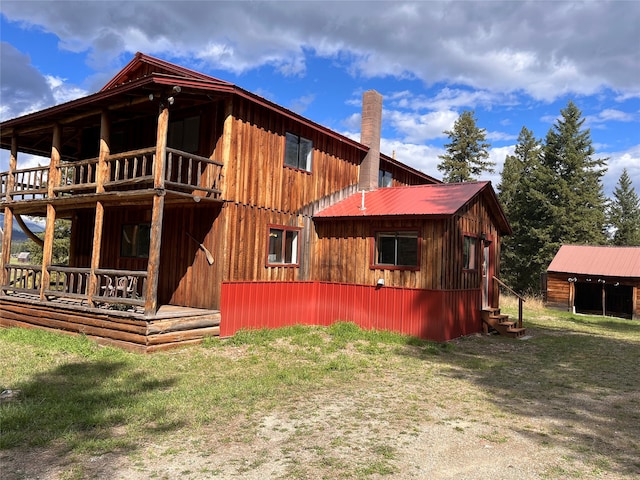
(1, 53), (518, 350)
(546, 245), (640, 319)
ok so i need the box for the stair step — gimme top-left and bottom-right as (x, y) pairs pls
(506, 327), (526, 338)
(499, 321), (516, 328)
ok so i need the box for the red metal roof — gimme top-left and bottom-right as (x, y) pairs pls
(547, 245), (640, 278)
(314, 181), (511, 233)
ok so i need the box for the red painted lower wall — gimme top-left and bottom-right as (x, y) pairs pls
(220, 281), (481, 342)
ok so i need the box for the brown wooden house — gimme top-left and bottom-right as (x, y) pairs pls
(546, 245), (640, 319)
(1, 53), (516, 351)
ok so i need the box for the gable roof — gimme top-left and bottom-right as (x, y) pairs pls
(101, 52), (233, 91)
(547, 245), (640, 278)
(0, 53), (436, 185)
(314, 181), (511, 234)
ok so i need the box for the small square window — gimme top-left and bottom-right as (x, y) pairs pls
(268, 226), (300, 265)
(378, 169), (393, 187)
(374, 231), (419, 268)
(121, 224), (151, 258)
(284, 132), (313, 171)
(463, 235), (477, 270)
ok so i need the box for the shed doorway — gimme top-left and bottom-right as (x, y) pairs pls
(574, 282), (633, 319)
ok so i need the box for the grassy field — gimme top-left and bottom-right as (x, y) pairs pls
(1, 300), (639, 479)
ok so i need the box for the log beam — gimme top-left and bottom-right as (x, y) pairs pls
(145, 105), (169, 316)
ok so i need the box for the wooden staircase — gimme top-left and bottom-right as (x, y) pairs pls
(481, 307), (526, 338)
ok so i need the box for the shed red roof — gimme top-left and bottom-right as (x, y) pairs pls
(547, 245), (640, 278)
(314, 181), (511, 234)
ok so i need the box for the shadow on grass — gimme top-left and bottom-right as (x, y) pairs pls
(427, 322), (640, 477)
(0, 359), (179, 452)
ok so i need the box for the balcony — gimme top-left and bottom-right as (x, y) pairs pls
(1, 146), (224, 205)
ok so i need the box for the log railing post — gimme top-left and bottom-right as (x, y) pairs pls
(145, 105), (169, 316)
(87, 112), (110, 307)
(1, 137), (18, 287)
(40, 125), (61, 300)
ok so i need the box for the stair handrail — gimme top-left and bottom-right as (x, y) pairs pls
(493, 276), (525, 328)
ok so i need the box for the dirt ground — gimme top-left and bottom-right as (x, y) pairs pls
(1, 332), (638, 479)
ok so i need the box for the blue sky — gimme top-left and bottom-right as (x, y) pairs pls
(1, 1), (639, 197)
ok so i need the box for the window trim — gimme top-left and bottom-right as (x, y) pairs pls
(266, 224), (302, 267)
(370, 228), (421, 271)
(284, 132), (313, 172)
(462, 233), (479, 271)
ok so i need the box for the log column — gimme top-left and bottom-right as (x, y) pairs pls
(39, 125), (62, 300)
(88, 111), (110, 307)
(0, 136), (18, 286)
(145, 105), (169, 316)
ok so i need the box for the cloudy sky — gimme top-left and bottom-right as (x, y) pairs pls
(1, 0), (639, 196)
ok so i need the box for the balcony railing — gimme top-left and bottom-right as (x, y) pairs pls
(2, 265), (147, 310)
(0, 146), (223, 201)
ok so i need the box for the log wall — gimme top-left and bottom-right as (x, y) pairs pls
(0, 298), (221, 353)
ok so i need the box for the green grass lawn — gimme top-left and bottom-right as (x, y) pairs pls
(1, 303), (639, 479)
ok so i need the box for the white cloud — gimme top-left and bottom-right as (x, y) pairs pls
(1, 1), (638, 101)
(386, 109), (459, 143)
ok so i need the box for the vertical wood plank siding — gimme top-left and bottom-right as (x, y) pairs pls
(220, 281), (482, 342)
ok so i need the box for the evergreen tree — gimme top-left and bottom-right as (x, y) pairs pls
(540, 101), (607, 247)
(437, 110), (493, 182)
(498, 127), (543, 290)
(608, 169), (640, 245)
(498, 102), (608, 293)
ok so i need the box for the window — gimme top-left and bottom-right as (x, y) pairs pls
(121, 224), (151, 258)
(374, 231), (419, 268)
(463, 235), (477, 270)
(284, 132), (313, 171)
(378, 169), (393, 187)
(168, 116), (200, 153)
(267, 226), (300, 265)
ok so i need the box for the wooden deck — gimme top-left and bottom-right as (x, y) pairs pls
(0, 294), (220, 353)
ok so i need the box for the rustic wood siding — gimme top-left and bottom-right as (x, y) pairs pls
(222, 97), (363, 211)
(547, 271), (640, 319)
(311, 194), (503, 292)
(546, 273), (572, 310)
(220, 202), (305, 283)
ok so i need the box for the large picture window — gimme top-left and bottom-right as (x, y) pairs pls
(284, 132), (313, 171)
(267, 226), (300, 266)
(374, 231), (419, 268)
(463, 235), (477, 270)
(121, 224), (151, 258)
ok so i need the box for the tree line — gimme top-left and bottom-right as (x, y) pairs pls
(437, 102), (640, 293)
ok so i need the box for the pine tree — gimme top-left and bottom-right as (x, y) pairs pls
(608, 169), (640, 245)
(498, 102), (608, 293)
(498, 127), (543, 290)
(541, 101), (607, 247)
(437, 110), (493, 182)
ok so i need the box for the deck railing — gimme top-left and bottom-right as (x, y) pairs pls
(1, 147), (224, 201)
(2, 264), (43, 294)
(55, 158), (99, 193)
(493, 276), (525, 328)
(93, 269), (147, 307)
(104, 148), (155, 187)
(1, 166), (49, 200)
(1, 265), (147, 309)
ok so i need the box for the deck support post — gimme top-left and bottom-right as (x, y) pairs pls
(40, 125), (61, 300)
(145, 105), (169, 316)
(0, 137), (17, 287)
(88, 112), (110, 307)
